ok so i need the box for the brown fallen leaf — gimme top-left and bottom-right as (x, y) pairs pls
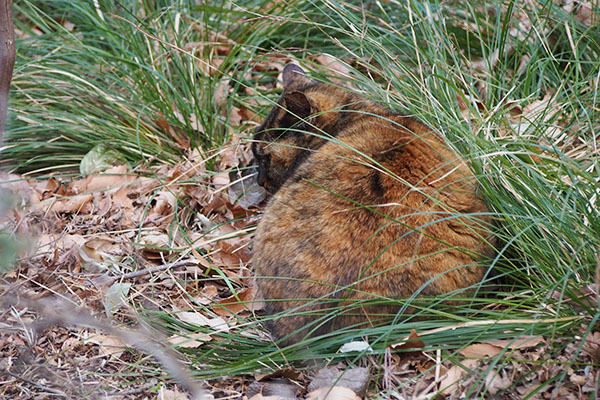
(157, 116), (191, 149)
(85, 333), (128, 359)
(215, 237), (253, 266)
(110, 185), (134, 210)
(485, 369), (512, 395)
(549, 284), (598, 310)
(391, 329), (425, 352)
(48, 193), (94, 214)
(157, 387), (190, 400)
(168, 332), (212, 348)
(176, 311), (230, 333)
(138, 231), (171, 260)
(77, 164), (134, 193)
(582, 331), (600, 362)
(212, 286), (264, 316)
(485, 335), (545, 350)
(35, 233), (87, 256)
(150, 189), (178, 218)
(311, 54), (353, 86)
(214, 78), (230, 106)
(460, 336), (544, 358)
(438, 359), (480, 395)
(459, 343), (504, 358)
(218, 135), (249, 171)
(78, 236), (122, 266)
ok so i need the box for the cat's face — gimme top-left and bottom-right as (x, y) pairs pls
(252, 64), (316, 194)
(252, 64), (351, 194)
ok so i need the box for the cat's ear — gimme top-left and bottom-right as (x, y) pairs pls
(282, 63), (310, 89)
(283, 91), (312, 120)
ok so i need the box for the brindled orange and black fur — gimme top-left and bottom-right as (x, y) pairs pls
(251, 63), (494, 345)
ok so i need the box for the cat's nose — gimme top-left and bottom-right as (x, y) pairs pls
(257, 163), (266, 187)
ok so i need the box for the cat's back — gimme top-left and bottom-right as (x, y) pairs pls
(254, 106), (488, 290)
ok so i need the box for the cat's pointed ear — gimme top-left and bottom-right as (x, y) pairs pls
(282, 63), (310, 89)
(283, 91), (312, 120)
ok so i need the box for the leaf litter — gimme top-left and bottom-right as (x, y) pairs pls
(2, 26), (600, 399)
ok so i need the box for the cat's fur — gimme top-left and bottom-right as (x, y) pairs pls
(251, 63), (494, 345)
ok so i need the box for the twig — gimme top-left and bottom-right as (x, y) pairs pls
(120, 259), (201, 280)
(93, 259), (203, 289)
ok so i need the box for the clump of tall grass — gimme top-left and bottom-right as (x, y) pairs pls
(4, 0), (288, 173)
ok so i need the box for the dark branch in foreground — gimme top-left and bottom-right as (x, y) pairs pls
(0, 0), (15, 143)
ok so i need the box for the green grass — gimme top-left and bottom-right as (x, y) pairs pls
(3, 0), (600, 397)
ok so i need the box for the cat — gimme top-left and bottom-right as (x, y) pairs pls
(251, 63), (494, 345)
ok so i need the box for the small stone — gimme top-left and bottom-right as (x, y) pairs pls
(246, 378), (297, 400)
(305, 386), (360, 400)
(308, 367), (370, 397)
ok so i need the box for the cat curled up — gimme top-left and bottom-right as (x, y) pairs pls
(251, 63), (495, 345)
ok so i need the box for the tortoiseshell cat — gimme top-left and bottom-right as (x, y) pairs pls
(251, 63), (494, 345)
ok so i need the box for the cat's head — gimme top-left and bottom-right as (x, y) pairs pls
(252, 63), (356, 194)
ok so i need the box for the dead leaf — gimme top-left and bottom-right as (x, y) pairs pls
(214, 79), (230, 106)
(228, 167), (266, 209)
(486, 336), (545, 350)
(176, 311), (230, 333)
(485, 369), (512, 395)
(212, 286), (263, 316)
(168, 332), (212, 348)
(157, 387), (190, 400)
(438, 359), (479, 395)
(248, 395), (285, 400)
(460, 336), (544, 358)
(35, 234), (87, 257)
(138, 231), (172, 259)
(48, 193), (94, 214)
(214, 237), (253, 266)
(78, 237), (122, 271)
(460, 343), (504, 358)
(218, 136), (246, 171)
(391, 329), (425, 352)
(195, 284), (219, 305)
(312, 54), (353, 83)
(549, 284), (598, 310)
(212, 173), (230, 190)
(338, 341), (372, 353)
(583, 331), (600, 362)
(111, 186), (134, 210)
(172, 108), (204, 135)
(78, 164), (134, 193)
(151, 190), (178, 218)
(104, 282), (132, 316)
(85, 334), (128, 359)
